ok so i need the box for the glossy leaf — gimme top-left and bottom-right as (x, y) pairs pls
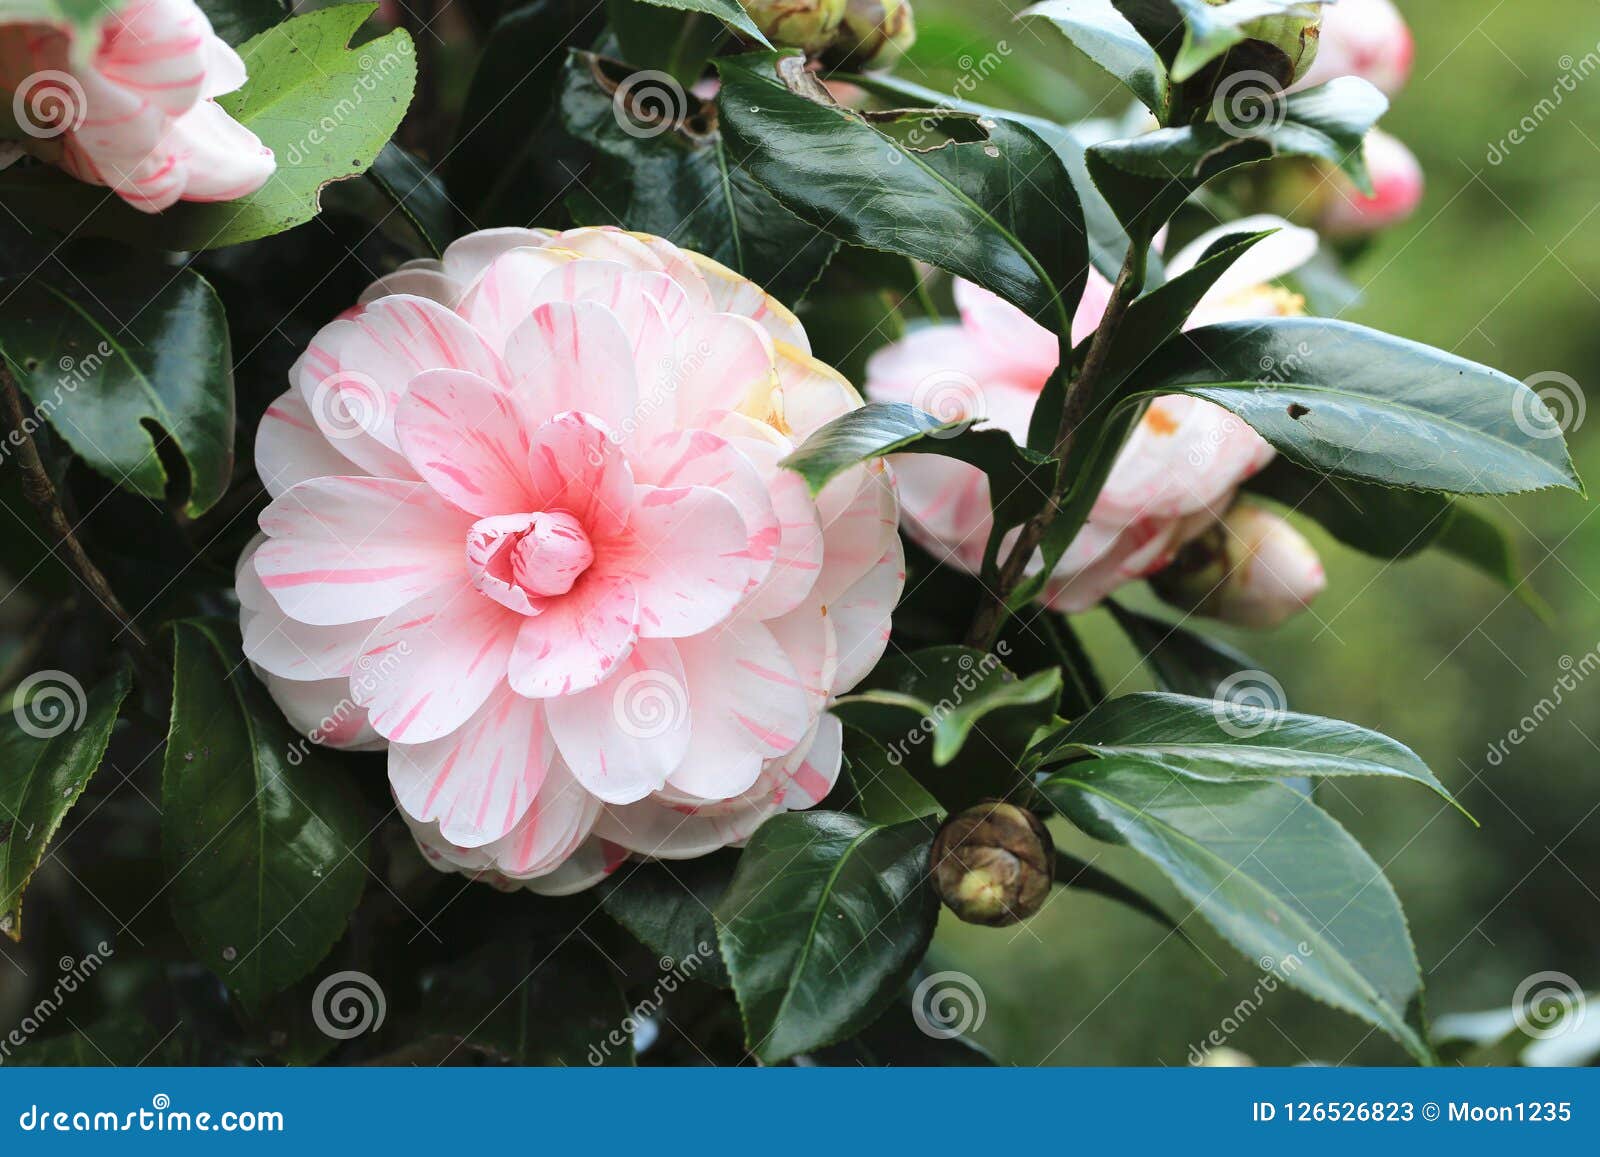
(599, 851), (737, 988)
(0, 255), (234, 516)
(0, 665), (129, 939)
(0, 5), (415, 250)
(1246, 457), (1452, 560)
(716, 52), (1087, 334)
(1163, 0), (1330, 82)
(844, 731), (946, 826)
(1130, 317), (1583, 495)
(162, 620), (369, 1012)
(630, 0), (771, 46)
(366, 142), (453, 257)
(781, 402), (1056, 530)
(1054, 849), (1190, 942)
(197, 0), (286, 44)
(715, 811), (938, 1064)
(805, 996), (995, 1065)
(1108, 602), (1260, 700)
(1023, 0), (1170, 117)
(1088, 77), (1385, 237)
(1031, 691), (1467, 815)
(562, 52), (836, 304)
(1042, 758), (1430, 1062)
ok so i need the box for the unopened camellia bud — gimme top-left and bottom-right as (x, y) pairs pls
(741, 0), (847, 55)
(931, 801), (1054, 927)
(1297, 0), (1413, 96)
(1151, 500), (1326, 629)
(1205, 0), (1321, 87)
(822, 0), (917, 72)
(1317, 129), (1424, 237)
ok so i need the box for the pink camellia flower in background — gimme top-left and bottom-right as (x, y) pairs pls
(0, 0), (274, 212)
(1151, 499), (1326, 628)
(1317, 128), (1424, 237)
(238, 226), (903, 894)
(865, 216), (1322, 619)
(1297, 0), (1414, 96)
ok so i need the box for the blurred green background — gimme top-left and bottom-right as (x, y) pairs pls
(903, 0), (1600, 1065)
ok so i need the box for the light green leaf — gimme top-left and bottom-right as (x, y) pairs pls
(1, 666), (129, 940)
(715, 810), (938, 1064)
(0, 253), (234, 516)
(1042, 758), (1430, 1062)
(162, 620), (369, 1012)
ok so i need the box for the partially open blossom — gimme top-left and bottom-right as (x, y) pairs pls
(865, 216), (1317, 618)
(1151, 498), (1325, 628)
(1316, 128), (1424, 237)
(0, 0), (274, 212)
(238, 226), (903, 894)
(740, 0), (846, 54)
(1297, 0), (1413, 96)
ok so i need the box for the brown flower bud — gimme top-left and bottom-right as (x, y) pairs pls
(930, 801), (1054, 927)
(741, 0), (847, 55)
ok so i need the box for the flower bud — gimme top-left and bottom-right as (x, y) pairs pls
(931, 801), (1054, 927)
(1316, 129), (1423, 237)
(1151, 500), (1325, 629)
(822, 0), (917, 72)
(741, 0), (847, 55)
(1297, 0), (1413, 96)
(1206, 0), (1321, 85)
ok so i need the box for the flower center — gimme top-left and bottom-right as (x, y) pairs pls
(466, 511), (595, 612)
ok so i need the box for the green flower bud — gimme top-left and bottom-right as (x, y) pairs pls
(1205, 0), (1321, 85)
(822, 0), (917, 72)
(930, 801), (1054, 927)
(741, 0), (847, 55)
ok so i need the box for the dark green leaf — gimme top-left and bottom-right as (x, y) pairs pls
(608, 0), (728, 83)
(599, 851), (737, 988)
(844, 730), (946, 825)
(366, 142), (454, 258)
(629, 0), (771, 46)
(1108, 602), (1260, 699)
(1031, 690), (1467, 815)
(562, 52), (837, 304)
(162, 620), (369, 1012)
(419, 931), (634, 1065)
(716, 52), (1087, 335)
(1088, 77), (1385, 237)
(1246, 456), (1451, 559)
(1131, 317), (1583, 495)
(715, 811), (938, 1064)
(1, 665), (129, 939)
(448, 0), (602, 216)
(804, 995), (995, 1065)
(196, 0), (286, 44)
(1023, 0), (1170, 117)
(780, 402), (1056, 531)
(0, 253), (234, 516)
(1042, 758), (1430, 1062)
(0, 5), (416, 249)
(1435, 503), (1551, 616)
(1054, 848), (1189, 941)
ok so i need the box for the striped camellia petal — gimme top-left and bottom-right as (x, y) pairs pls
(0, 0), (274, 212)
(240, 226), (905, 891)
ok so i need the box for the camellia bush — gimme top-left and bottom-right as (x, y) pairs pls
(0, 0), (1581, 1066)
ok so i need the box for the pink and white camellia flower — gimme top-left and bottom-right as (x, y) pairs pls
(1317, 128), (1423, 237)
(1297, 0), (1413, 96)
(0, 0), (274, 212)
(865, 216), (1319, 617)
(238, 226), (904, 894)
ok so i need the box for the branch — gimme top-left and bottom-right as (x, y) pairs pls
(965, 240), (1148, 649)
(0, 362), (167, 686)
